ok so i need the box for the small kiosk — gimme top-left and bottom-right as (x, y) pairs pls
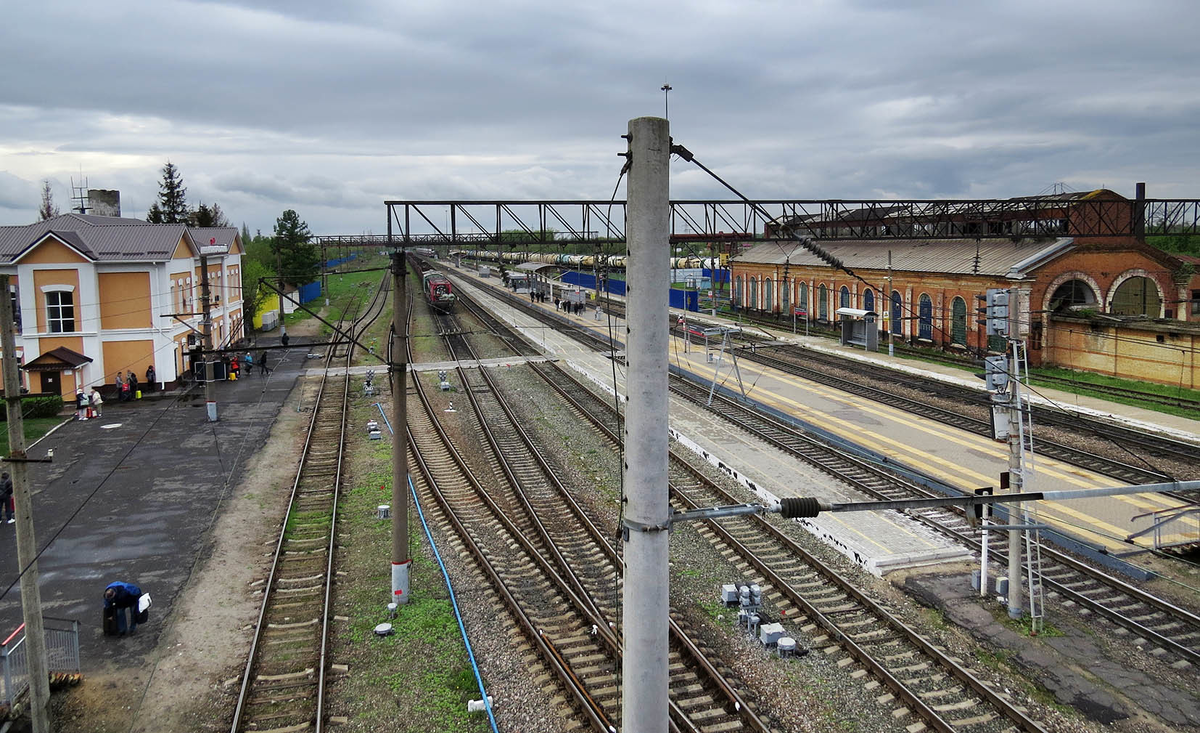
(835, 307), (878, 351)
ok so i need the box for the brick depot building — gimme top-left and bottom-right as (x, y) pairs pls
(730, 190), (1198, 379)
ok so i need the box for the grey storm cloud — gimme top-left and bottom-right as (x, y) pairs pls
(1, 0), (1198, 232)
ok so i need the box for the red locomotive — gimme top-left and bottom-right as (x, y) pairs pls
(423, 271), (457, 312)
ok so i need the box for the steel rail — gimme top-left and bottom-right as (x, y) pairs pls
(668, 377), (1200, 666)
(443, 297), (771, 732)
(534, 359), (1047, 732)
(230, 275), (387, 732)
(406, 391), (616, 732)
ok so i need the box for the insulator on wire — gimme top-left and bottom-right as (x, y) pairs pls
(779, 497), (822, 519)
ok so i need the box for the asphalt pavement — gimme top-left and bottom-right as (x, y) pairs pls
(0, 339), (310, 674)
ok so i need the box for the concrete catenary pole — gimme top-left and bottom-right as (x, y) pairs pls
(1006, 286), (1023, 618)
(199, 254), (217, 422)
(622, 116), (671, 733)
(389, 242), (411, 603)
(0, 274), (52, 733)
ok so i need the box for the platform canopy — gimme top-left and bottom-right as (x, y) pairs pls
(22, 347), (92, 372)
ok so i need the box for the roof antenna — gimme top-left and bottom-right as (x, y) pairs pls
(70, 168), (89, 215)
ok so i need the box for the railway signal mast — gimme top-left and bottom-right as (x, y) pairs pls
(977, 287), (1043, 626)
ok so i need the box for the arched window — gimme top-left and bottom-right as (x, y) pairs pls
(818, 284), (828, 320)
(918, 294), (933, 340)
(764, 278), (774, 312)
(863, 289), (875, 313)
(1111, 276), (1161, 317)
(1049, 279), (1098, 312)
(951, 297), (967, 345)
(891, 291), (903, 335)
(799, 282), (808, 314)
(839, 286), (850, 309)
(749, 277), (758, 309)
(734, 276), (742, 307)
(781, 278), (790, 313)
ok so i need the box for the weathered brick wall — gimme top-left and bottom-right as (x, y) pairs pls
(1044, 316), (1200, 388)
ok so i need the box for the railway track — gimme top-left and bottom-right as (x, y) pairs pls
(663, 376), (1200, 668)
(414, 300), (773, 732)
(454, 274), (1200, 669)
(562, 290), (1200, 482)
(229, 274), (390, 733)
(742, 345), (1200, 479)
(529, 359), (1047, 733)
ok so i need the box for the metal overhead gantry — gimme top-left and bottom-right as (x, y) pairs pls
(341, 194), (1200, 250)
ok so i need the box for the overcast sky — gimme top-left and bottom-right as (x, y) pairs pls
(2, 0), (1197, 235)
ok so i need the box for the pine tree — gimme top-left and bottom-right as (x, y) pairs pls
(241, 222), (251, 245)
(189, 201), (231, 228)
(272, 209), (320, 287)
(38, 180), (60, 221)
(148, 161), (188, 223)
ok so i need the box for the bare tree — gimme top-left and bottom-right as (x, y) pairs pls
(38, 180), (59, 221)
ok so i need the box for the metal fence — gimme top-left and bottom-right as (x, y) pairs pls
(1, 617), (81, 709)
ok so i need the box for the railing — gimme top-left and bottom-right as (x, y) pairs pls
(1129, 506), (1200, 551)
(1, 617), (81, 710)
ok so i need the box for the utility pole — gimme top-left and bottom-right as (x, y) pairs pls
(389, 241), (411, 604)
(276, 246), (287, 342)
(199, 248), (220, 422)
(887, 251), (894, 357)
(1005, 286), (1023, 619)
(322, 241), (329, 307)
(0, 274), (51, 733)
(622, 116), (671, 733)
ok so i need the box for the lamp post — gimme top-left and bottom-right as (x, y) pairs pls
(661, 83), (672, 120)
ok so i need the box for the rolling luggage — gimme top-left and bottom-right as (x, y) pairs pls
(102, 606), (118, 636)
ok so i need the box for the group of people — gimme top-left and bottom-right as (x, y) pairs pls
(114, 365), (154, 402)
(554, 297), (586, 316)
(222, 350), (270, 379)
(74, 388), (104, 420)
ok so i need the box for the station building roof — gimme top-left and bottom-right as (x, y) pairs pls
(0, 214), (238, 264)
(733, 237), (1077, 278)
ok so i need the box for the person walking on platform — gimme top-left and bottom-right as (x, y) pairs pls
(243, 351), (254, 377)
(281, 332), (290, 348)
(259, 350), (270, 376)
(75, 389), (88, 420)
(128, 371), (139, 400)
(103, 581), (144, 636)
(114, 371), (124, 398)
(90, 388), (103, 418)
(1, 472), (13, 524)
(230, 354), (240, 380)
(145, 364), (156, 393)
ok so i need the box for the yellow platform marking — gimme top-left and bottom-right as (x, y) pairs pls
(678, 352), (1191, 548)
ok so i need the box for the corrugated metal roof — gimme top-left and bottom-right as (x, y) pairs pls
(733, 238), (1074, 277)
(0, 215), (233, 263)
(189, 227), (237, 253)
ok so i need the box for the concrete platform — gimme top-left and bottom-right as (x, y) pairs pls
(450, 265), (1200, 560)
(450, 273), (972, 576)
(0, 339), (309, 674)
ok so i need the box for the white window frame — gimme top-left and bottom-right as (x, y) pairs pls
(42, 286), (76, 333)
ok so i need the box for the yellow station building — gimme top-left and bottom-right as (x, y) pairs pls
(0, 214), (244, 399)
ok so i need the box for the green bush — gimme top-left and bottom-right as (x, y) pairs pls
(0, 395), (65, 422)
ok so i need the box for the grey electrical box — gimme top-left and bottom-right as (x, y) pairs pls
(759, 622), (785, 646)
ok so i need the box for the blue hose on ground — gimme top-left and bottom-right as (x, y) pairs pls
(374, 403), (499, 731)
